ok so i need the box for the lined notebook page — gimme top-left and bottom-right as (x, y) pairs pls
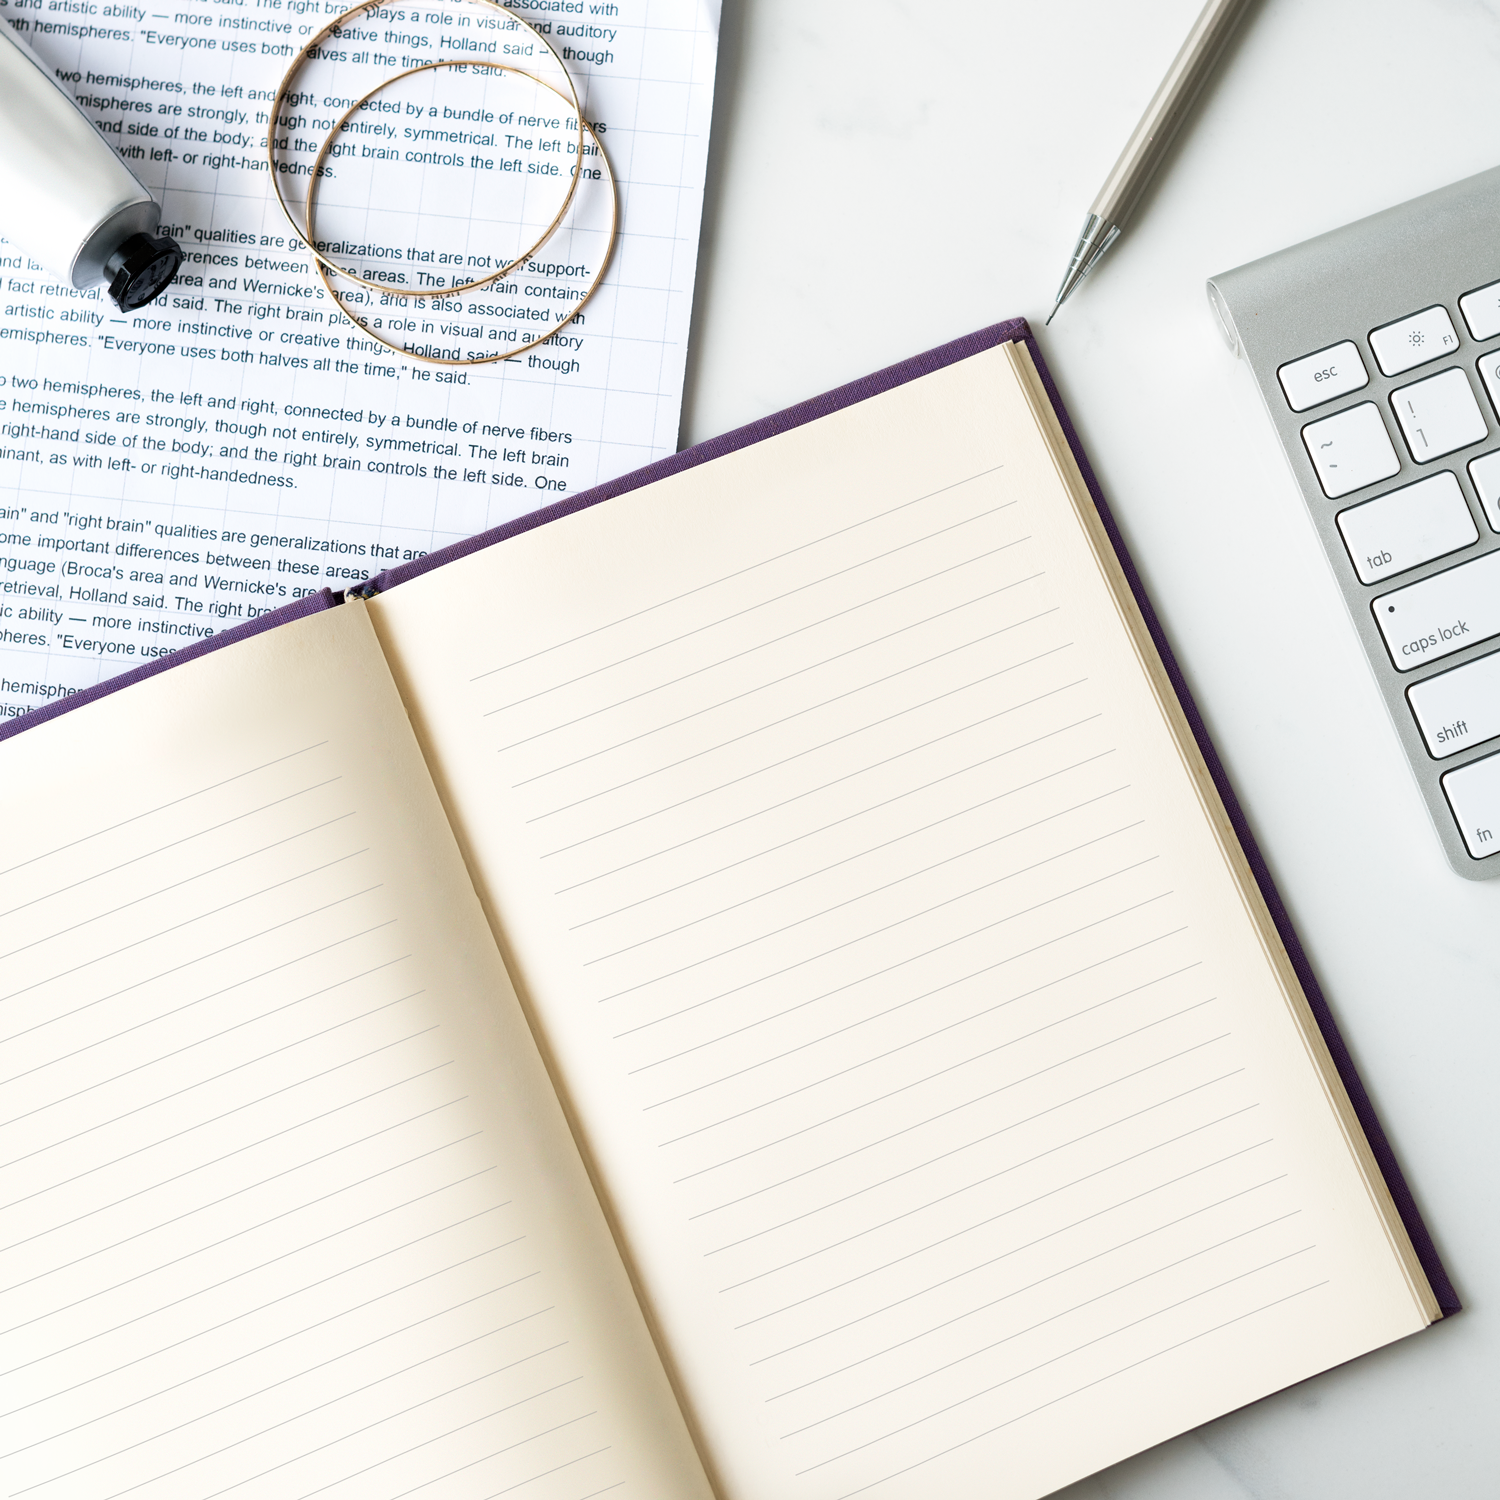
(0, 607), (710, 1500)
(371, 343), (1430, 1500)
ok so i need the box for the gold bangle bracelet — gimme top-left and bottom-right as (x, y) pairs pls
(308, 69), (617, 368)
(267, 0), (584, 299)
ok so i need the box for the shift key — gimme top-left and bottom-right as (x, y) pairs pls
(1373, 549), (1500, 671)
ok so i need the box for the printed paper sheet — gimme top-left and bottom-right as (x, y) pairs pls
(0, 0), (719, 717)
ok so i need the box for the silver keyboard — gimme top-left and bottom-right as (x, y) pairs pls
(1210, 166), (1500, 880)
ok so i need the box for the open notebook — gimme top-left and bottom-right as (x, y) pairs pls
(0, 323), (1454, 1500)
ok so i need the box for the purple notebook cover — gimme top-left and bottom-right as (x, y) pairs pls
(0, 319), (1458, 1315)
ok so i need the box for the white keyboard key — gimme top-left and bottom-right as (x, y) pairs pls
(1389, 367), (1488, 461)
(1409, 650), (1500, 758)
(1460, 280), (1500, 342)
(1277, 341), (1368, 411)
(1368, 305), (1460, 377)
(1373, 548), (1500, 671)
(1467, 450), (1500, 532)
(1471, 348), (1500, 425)
(1441, 751), (1500, 858)
(1301, 402), (1400, 498)
(1335, 471), (1478, 584)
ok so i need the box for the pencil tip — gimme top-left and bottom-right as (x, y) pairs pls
(1048, 215), (1122, 328)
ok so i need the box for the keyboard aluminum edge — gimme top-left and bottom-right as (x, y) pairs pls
(1209, 164), (1500, 880)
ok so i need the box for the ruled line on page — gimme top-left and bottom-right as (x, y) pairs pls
(542, 694), (1092, 865)
(604, 856), (1163, 1012)
(0, 925), (403, 1078)
(0, 743), (327, 884)
(536, 644), (1080, 824)
(0, 1038), (447, 1224)
(662, 959), (1202, 1149)
(0, 983), (422, 1162)
(0, 815), (360, 966)
(605, 840), (1152, 1012)
(584, 749), (1105, 936)
(636, 891), (1176, 1091)
(701, 1074), (1247, 1261)
(555, 735), (1108, 898)
(651, 912), (1188, 1170)
(491, 524), (1030, 724)
(22, 1326), (576, 1490)
(0, 860), (378, 1008)
(286, 1417), (607, 1500)
(828, 1284), (1330, 1500)
(518, 601), (1060, 825)
(3, 1230), (526, 1402)
(0, 735), (633, 1500)
(467, 465), (1010, 683)
(0, 1026), (442, 1214)
(707, 1103), (1260, 1291)
(507, 579), (1053, 772)
(752, 1172), (1292, 1356)
(685, 1014), (1225, 1221)
(589, 794), (1134, 965)
(464, 1446), (617, 1500)
(574, 1484), (626, 1500)
(781, 1221), (1309, 1437)
(0, 1207), (523, 1423)
(1, 1278), (549, 1456)
(500, 583), (1050, 817)
(801, 1259), (1322, 1478)
(493, 503), (1027, 725)
(0, 1164), (504, 1370)
(0, 775), (343, 926)
(735, 1134), (1278, 1326)
(620, 881), (1175, 1064)
(93, 1388), (600, 1500)
(0, 1098), (471, 1291)
(655, 989), (1214, 1143)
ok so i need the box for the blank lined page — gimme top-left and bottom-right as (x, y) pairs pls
(371, 343), (1431, 1500)
(0, 607), (711, 1500)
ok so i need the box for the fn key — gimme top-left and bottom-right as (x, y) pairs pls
(1442, 753), (1500, 858)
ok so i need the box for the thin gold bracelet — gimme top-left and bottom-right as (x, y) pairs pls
(308, 64), (617, 367)
(267, 0), (584, 298)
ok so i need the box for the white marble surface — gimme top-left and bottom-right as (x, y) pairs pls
(678, 1), (1500, 1495)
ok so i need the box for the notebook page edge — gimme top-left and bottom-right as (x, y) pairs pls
(1013, 333), (1460, 1319)
(1001, 342), (1440, 1329)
